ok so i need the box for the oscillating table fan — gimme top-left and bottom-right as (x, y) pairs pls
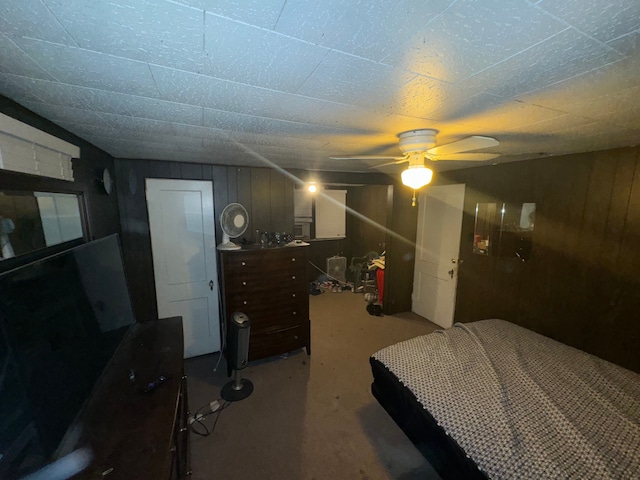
(217, 203), (248, 250)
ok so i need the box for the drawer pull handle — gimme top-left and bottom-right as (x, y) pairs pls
(294, 335), (298, 340)
(292, 258), (296, 261)
(292, 275), (296, 280)
(241, 261), (246, 266)
(242, 281), (247, 286)
(292, 293), (296, 297)
(243, 301), (247, 305)
(293, 311), (297, 315)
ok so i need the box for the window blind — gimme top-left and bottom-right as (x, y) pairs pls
(0, 113), (79, 181)
(315, 190), (347, 239)
(294, 188), (313, 219)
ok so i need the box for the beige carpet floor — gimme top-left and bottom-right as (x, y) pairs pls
(185, 290), (442, 480)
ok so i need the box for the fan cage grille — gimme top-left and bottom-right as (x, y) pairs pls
(221, 203), (248, 238)
(326, 256), (346, 283)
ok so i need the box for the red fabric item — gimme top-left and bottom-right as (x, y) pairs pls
(376, 268), (385, 305)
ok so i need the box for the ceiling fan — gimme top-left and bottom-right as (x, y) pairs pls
(331, 129), (500, 189)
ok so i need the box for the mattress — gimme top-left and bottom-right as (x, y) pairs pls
(370, 356), (487, 479)
(371, 319), (640, 480)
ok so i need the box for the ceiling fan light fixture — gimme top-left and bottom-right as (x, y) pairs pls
(401, 165), (433, 189)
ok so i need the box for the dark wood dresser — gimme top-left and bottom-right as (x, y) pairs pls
(220, 245), (311, 367)
(69, 316), (190, 480)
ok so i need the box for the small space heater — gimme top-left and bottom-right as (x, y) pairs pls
(221, 312), (254, 402)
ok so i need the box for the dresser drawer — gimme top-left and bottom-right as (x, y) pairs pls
(223, 248), (307, 271)
(225, 282), (307, 305)
(248, 321), (310, 361)
(223, 267), (307, 293)
(225, 299), (308, 330)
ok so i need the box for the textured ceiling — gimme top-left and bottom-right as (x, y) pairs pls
(1, 0), (639, 174)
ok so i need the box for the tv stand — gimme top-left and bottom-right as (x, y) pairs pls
(62, 316), (190, 479)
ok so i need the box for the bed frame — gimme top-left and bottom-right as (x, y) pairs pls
(370, 319), (640, 480)
(370, 356), (486, 479)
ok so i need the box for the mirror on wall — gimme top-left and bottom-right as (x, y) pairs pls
(0, 190), (84, 260)
(474, 202), (535, 261)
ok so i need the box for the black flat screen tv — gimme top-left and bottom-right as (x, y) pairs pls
(0, 234), (136, 478)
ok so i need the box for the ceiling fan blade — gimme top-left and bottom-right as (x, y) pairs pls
(427, 136), (499, 155)
(330, 155), (404, 160)
(370, 158), (410, 168)
(430, 153), (500, 162)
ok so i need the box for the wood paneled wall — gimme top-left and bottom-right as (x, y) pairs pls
(113, 160), (295, 323)
(113, 161), (419, 321)
(11, 95), (639, 371)
(344, 184), (390, 264)
(443, 147), (640, 372)
(302, 184), (390, 285)
(307, 239), (345, 283)
(384, 185), (419, 314)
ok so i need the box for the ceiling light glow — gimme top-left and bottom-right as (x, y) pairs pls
(401, 165), (433, 190)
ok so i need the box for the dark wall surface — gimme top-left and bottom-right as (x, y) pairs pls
(114, 160), (418, 322)
(302, 184), (390, 285)
(384, 185), (419, 315)
(0, 96), (417, 325)
(307, 239), (345, 283)
(345, 184), (389, 263)
(114, 160), (295, 322)
(0, 96), (121, 265)
(443, 147), (640, 373)
(10, 92), (636, 372)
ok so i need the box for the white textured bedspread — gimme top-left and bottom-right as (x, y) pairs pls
(373, 319), (640, 479)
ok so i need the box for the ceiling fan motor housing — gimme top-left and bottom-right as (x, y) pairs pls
(398, 129), (438, 154)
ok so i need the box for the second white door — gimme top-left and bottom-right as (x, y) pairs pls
(146, 179), (221, 358)
(412, 184), (465, 329)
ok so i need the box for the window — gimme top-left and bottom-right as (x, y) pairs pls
(34, 192), (83, 246)
(314, 190), (347, 239)
(0, 190), (85, 262)
(293, 188), (347, 240)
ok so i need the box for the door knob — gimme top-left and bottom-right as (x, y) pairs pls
(448, 269), (454, 279)
(209, 280), (214, 290)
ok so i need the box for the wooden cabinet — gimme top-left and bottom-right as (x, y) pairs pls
(220, 246), (311, 365)
(71, 317), (190, 480)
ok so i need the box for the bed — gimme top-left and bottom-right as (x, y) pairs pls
(370, 319), (640, 480)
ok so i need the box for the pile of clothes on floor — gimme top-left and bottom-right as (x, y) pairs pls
(358, 252), (384, 316)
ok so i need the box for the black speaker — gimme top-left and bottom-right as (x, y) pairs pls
(221, 312), (253, 402)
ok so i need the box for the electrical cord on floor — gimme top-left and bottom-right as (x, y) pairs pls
(308, 260), (349, 286)
(189, 399), (231, 437)
(212, 349), (224, 373)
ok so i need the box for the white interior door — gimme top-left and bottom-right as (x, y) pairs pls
(145, 179), (220, 358)
(412, 184), (465, 329)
